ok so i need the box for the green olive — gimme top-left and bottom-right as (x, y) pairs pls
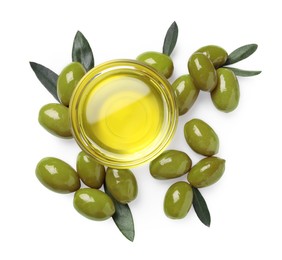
(164, 181), (193, 219)
(187, 157), (225, 188)
(150, 150), (192, 179)
(196, 45), (228, 68)
(36, 157), (80, 193)
(136, 51), (174, 78)
(188, 52), (217, 91)
(172, 75), (199, 115)
(38, 103), (72, 138)
(211, 68), (240, 112)
(57, 62), (86, 106)
(73, 188), (115, 221)
(76, 151), (106, 189)
(184, 118), (219, 156)
(105, 168), (138, 204)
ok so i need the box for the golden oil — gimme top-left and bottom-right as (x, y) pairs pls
(82, 74), (164, 153)
(70, 60), (178, 168)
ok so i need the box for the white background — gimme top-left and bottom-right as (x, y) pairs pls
(1, 0), (281, 259)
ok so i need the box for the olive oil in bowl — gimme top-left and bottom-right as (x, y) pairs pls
(70, 60), (178, 168)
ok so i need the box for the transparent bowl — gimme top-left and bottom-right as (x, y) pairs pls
(70, 59), (178, 168)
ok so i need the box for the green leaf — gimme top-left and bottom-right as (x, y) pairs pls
(224, 67), (262, 77)
(72, 31), (94, 71)
(162, 21), (178, 56)
(104, 185), (135, 242)
(29, 62), (59, 101)
(192, 187), (211, 227)
(225, 44), (258, 65)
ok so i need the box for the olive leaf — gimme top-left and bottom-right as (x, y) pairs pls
(72, 31), (94, 72)
(192, 187), (211, 227)
(104, 185), (135, 242)
(29, 62), (59, 101)
(225, 44), (258, 65)
(162, 21), (178, 56)
(224, 67), (262, 77)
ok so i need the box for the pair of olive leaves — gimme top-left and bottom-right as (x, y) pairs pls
(30, 21), (260, 242)
(161, 21), (261, 77)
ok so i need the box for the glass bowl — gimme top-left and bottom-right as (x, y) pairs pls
(70, 59), (178, 168)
